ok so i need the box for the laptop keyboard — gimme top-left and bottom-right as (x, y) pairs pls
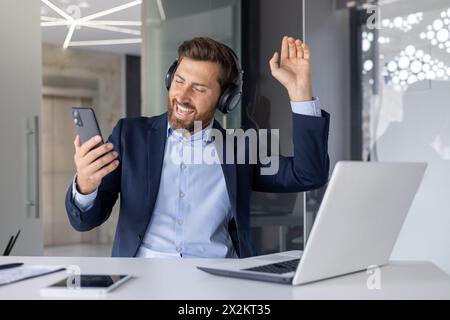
(243, 258), (300, 274)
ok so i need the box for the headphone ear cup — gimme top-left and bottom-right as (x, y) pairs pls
(166, 60), (178, 91)
(218, 84), (242, 114)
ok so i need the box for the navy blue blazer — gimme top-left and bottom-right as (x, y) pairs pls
(66, 111), (330, 258)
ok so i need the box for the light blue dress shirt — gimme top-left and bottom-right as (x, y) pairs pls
(72, 98), (321, 258)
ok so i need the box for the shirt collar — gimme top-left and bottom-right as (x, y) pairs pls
(167, 119), (215, 144)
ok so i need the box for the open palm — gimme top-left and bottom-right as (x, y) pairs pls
(269, 36), (312, 102)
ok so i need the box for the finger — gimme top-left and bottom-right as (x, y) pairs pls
(296, 40), (304, 59)
(74, 135), (81, 150)
(288, 37), (296, 59)
(83, 151), (119, 176)
(269, 52), (279, 75)
(302, 43), (310, 60)
(280, 36), (288, 63)
(80, 142), (115, 168)
(78, 135), (103, 158)
(91, 160), (120, 182)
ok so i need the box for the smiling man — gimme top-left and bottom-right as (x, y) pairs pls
(65, 36), (330, 258)
(168, 56), (221, 132)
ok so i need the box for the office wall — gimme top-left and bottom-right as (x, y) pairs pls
(252, 0), (350, 164)
(242, 0), (350, 252)
(241, 0), (305, 252)
(42, 43), (124, 134)
(42, 43), (124, 247)
(141, 0), (241, 128)
(126, 55), (142, 117)
(357, 0), (450, 275)
(0, 1), (43, 255)
(377, 81), (450, 274)
(307, 0), (351, 168)
(255, 0), (303, 155)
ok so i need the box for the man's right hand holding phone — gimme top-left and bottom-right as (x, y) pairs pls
(73, 135), (120, 195)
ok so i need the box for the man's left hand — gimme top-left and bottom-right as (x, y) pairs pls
(269, 36), (313, 102)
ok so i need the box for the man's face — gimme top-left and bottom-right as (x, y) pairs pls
(168, 57), (222, 132)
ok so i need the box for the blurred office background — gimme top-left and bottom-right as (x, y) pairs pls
(0, 0), (449, 275)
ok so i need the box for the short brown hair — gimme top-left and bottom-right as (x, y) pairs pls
(178, 37), (239, 91)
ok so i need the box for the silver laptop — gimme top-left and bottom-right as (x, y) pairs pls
(197, 161), (427, 285)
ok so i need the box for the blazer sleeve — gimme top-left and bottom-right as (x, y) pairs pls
(252, 110), (330, 193)
(65, 119), (123, 232)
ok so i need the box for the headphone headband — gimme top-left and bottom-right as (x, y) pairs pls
(224, 44), (244, 88)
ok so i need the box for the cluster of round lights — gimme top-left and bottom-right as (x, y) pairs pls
(361, 32), (390, 76)
(362, 31), (391, 53)
(384, 45), (450, 90)
(381, 12), (423, 32)
(378, 36), (391, 44)
(419, 9), (450, 53)
(362, 31), (374, 52)
(363, 59), (374, 75)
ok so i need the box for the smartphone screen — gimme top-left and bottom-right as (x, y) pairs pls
(49, 275), (129, 289)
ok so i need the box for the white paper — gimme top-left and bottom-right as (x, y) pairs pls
(0, 265), (65, 286)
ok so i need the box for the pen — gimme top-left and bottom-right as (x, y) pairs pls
(6, 229), (21, 256)
(2, 236), (14, 256)
(0, 263), (24, 270)
(3, 229), (21, 256)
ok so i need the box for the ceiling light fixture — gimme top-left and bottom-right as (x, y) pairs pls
(63, 23), (76, 49)
(82, 20), (142, 26)
(41, 0), (74, 22)
(69, 38), (142, 47)
(41, 18), (142, 28)
(77, 0), (142, 23)
(41, 16), (71, 27)
(156, 0), (167, 21)
(40, 0), (142, 49)
(81, 24), (141, 36)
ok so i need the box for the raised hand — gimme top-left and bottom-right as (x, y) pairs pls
(269, 36), (313, 102)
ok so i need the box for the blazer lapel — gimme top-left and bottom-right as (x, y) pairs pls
(214, 120), (238, 220)
(146, 113), (168, 215)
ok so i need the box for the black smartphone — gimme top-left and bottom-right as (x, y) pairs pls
(71, 107), (104, 148)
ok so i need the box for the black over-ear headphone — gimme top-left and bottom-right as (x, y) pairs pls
(165, 45), (243, 114)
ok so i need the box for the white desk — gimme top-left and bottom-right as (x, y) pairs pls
(1, 256), (450, 299)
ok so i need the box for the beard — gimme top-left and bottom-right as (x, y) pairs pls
(167, 96), (216, 133)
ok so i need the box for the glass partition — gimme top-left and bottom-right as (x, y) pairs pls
(357, 0), (450, 273)
(141, 0), (241, 128)
(240, 0), (306, 254)
(142, 0), (317, 255)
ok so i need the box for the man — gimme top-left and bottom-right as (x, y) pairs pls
(65, 36), (330, 258)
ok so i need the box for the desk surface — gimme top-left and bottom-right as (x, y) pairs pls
(1, 256), (450, 300)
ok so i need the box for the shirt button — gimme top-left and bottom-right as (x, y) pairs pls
(176, 247), (182, 253)
(178, 219), (183, 226)
(179, 191), (185, 198)
(181, 163), (186, 170)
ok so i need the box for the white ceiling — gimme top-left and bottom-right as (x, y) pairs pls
(41, 0), (142, 56)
